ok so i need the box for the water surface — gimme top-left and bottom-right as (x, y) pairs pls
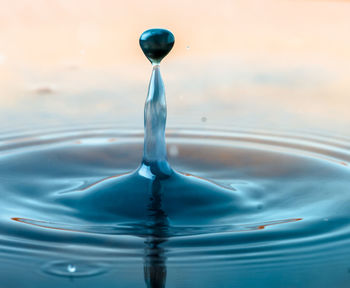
(1, 126), (349, 287)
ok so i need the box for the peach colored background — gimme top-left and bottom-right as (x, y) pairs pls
(0, 0), (349, 134)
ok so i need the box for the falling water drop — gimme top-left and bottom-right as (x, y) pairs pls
(139, 29), (175, 65)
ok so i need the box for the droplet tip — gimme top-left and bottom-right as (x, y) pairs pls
(139, 28), (175, 64)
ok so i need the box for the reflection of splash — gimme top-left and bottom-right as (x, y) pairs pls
(143, 179), (168, 288)
(144, 237), (166, 288)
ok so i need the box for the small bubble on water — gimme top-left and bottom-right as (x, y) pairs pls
(43, 261), (106, 278)
(67, 264), (76, 273)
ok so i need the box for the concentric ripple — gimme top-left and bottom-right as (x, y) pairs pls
(0, 127), (349, 287)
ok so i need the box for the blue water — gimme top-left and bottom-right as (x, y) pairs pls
(0, 127), (350, 287)
(1, 29), (350, 287)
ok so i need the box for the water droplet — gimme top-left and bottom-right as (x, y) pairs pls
(42, 261), (106, 278)
(67, 264), (76, 273)
(139, 29), (175, 65)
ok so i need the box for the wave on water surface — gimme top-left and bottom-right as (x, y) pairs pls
(0, 127), (349, 287)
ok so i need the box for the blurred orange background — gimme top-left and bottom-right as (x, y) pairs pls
(0, 0), (349, 135)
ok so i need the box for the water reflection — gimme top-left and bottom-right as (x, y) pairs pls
(1, 129), (350, 287)
(143, 179), (169, 288)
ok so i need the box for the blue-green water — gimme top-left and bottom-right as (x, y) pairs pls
(1, 127), (350, 287)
